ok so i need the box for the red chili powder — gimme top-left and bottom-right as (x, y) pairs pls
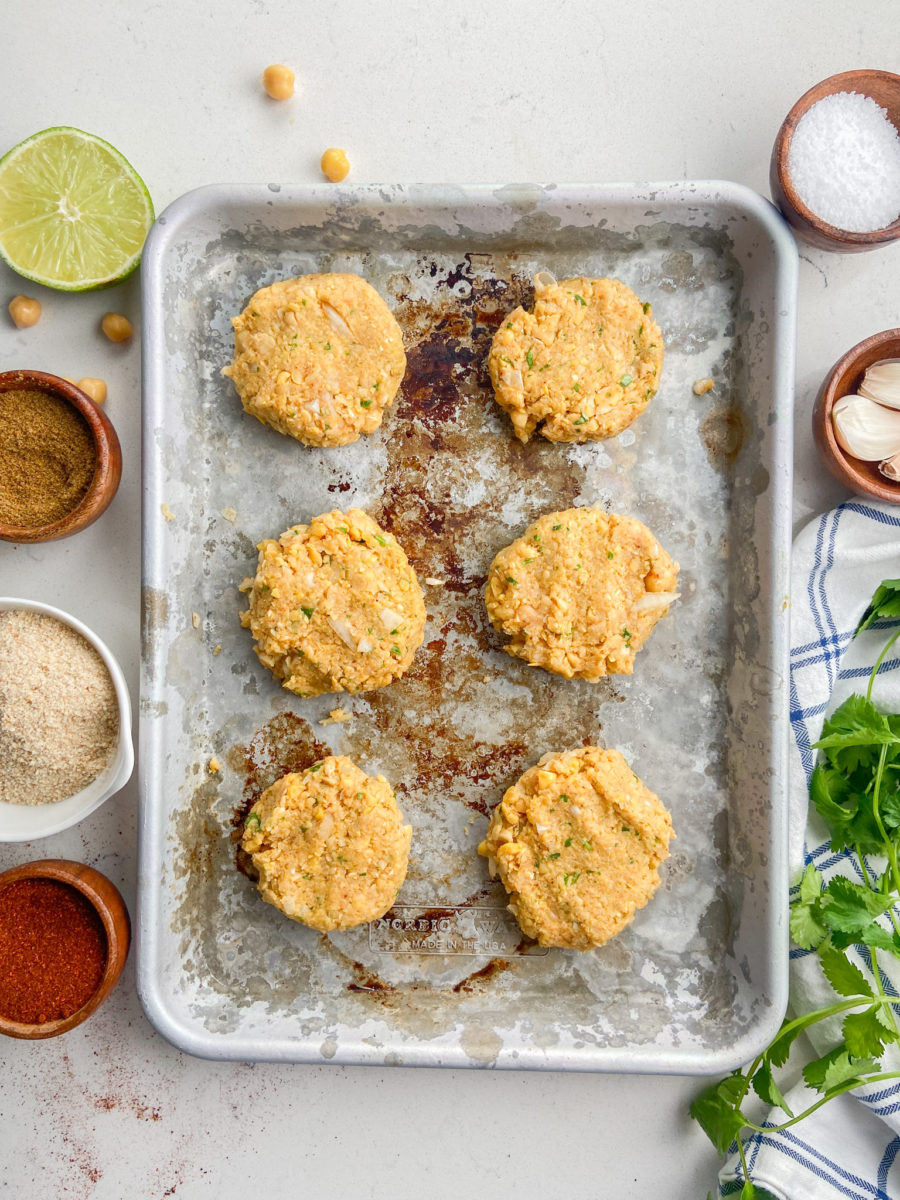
(0, 878), (107, 1024)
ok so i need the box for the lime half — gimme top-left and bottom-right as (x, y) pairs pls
(0, 126), (154, 291)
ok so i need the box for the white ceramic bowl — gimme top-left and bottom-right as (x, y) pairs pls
(0, 598), (134, 841)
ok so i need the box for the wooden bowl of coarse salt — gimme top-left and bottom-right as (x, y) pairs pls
(770, 69), (900, 251)
(0, 369), (122, 542)
(0, 599), (134, 841)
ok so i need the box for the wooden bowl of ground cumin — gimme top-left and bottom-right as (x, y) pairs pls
(0, 369), (122, 542)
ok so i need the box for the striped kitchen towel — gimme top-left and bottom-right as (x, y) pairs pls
(719, 499), (900, 1200)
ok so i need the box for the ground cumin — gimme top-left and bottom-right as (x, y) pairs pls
(0, 878), (107, 1024)
(0, 387), (96, 527)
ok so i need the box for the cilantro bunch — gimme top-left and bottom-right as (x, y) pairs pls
(691, 580), (900, 1199)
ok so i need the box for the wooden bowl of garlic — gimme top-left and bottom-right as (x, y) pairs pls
(813, 329), (900, 502)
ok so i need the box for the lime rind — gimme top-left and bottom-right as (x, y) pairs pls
(0, 126), (154, 292)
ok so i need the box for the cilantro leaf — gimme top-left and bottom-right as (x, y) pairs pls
(820, 877), (897, 939)
(751, 1062), (793, 1116)
(817, 942), (872, 998)
(767, 1019), (803, 1069)
(828, 922), (900, 953)
(855, 579), (900, 636)
(790, 899), (828, 950)
(798, 863), (823, 904)
(843, 1006), (896, 1058)
(809, 763), (858, 849)
(876, 1003), (899, 1035)
(878, 782), (900, 832)
(802, 1046), (878, 1093)
(689, 1074), (747, 1153)
(814, 694), (898, 778)
(791, 864), (829, 949)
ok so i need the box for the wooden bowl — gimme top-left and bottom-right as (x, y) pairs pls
(813, 328), (900, 502)
(0, 369), (122, 543)
(770, 69), (900, 251)
(0, 859), (130, 1039)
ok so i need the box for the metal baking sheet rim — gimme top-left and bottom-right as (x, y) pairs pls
(138, 180), (797, 1073)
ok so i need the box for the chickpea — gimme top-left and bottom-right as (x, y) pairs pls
(101, 312), (133, 343)
(262, 64), (295, 100)
(8, 295), (41, 328)
(321, 147), (350, 183)
(77, 377), (107, 405)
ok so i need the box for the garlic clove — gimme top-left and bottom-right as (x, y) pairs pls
(832, 393), (900, 461)
(878, 451), (900, 482)
(859, 359), (900, 411)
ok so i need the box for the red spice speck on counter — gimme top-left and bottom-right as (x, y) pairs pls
(0, 879), (107, 1025)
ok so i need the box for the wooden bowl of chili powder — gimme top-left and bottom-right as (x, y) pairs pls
(0, 859), (130, 1038)
(0, 369), (122, 543)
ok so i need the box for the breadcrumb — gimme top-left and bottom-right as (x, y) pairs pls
(221, 506), (237, 522)
(208, 757), (221, 774)
(693, 377), (715, 396)
(161, 503), (175, 522)
(320, 707), (351, 726)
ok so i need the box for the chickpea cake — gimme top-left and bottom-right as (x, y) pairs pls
(223, 273), (406, 448)
(484, 507), (678, 679)
(241, 508), (426, 698)
(241, 756), (411, 931)
(478, 746), (674, 950)
(488, 275), (663, 443)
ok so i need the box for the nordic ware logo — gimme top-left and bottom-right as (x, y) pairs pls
(369, 906), (549, 956)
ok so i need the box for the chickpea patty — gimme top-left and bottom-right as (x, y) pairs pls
(488, 275), (663, 443)
(223, 273), (406, 448)
(485, 507), (679, 679)
(240, 508), (426, 698)
(241, 756), (411, 931)
(479, 746), (674, 950)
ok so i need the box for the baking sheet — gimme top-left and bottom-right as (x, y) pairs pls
(139, 182), (796, 1071)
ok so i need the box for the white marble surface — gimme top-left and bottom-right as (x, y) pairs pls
(2, 3), (899, 1196)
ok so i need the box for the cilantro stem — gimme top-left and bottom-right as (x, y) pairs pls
(858, 847), (900, 940)
(736, 1138), (753, 1189)
(867, 626), (900, 701)
(871, 741), (900, 899)
(776, 995), (884, 1042)
(741, 1070), (900, 1134)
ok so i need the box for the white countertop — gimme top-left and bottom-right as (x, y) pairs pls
(3, 3), (899, 1196)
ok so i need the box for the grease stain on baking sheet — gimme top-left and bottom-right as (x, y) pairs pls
(460, 1022), (503, 1064)
(141, 587), (169, 684)
(701, 401), (745, 468)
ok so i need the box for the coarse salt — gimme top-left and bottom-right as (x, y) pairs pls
(787, 91), (900, 232)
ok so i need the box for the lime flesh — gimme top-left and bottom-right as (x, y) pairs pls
(0, 126), (154, 291)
